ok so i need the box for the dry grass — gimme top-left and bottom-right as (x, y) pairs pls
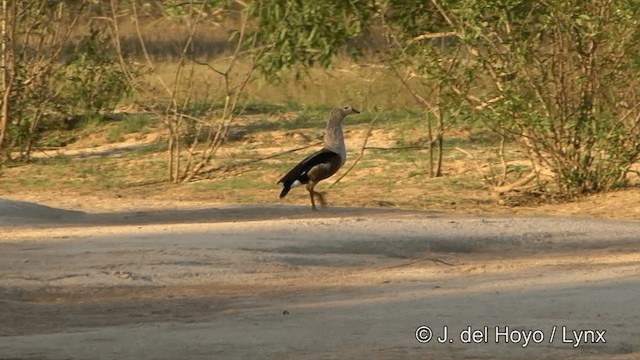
(110, 13), (418, 109)
(136, 57), (420, 112)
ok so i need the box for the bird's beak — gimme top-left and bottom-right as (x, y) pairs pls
(352, 108), (360, 114)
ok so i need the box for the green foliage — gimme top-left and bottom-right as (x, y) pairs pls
(247, 0), (375, 78)
(107, 127), (125, 143)
(76, 115), (105, 133)
(61, 28), (132, 116)
(121, 114), (151, 134)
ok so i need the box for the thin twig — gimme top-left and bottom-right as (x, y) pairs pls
(364, 145), (434, 151)
(194, 140), (442, 181)
(181, 8), (254, 183)
(411, 31), (458, 42)
(454, 146), (492, 183)
(498, 135), (507, 186)
(193, 142), (323, 179)
(386, 258), (455, 269)
(190, 57), (226, 76)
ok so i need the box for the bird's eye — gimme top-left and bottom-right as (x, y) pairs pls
(343, 106), (350, 110)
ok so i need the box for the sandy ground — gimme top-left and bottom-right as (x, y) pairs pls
(1, 198), (639, 359)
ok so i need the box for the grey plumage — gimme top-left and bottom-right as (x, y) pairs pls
(278, 105), (360, 210)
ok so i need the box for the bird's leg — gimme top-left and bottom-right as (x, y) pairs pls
(315, 191), (327, 208)
(309, 191), (318, 211)
(306, 183), (318, 211)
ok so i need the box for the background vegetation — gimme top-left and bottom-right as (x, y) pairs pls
(1, 0), (639, 204)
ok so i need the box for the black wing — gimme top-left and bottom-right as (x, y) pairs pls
(278, 149), (340, 198)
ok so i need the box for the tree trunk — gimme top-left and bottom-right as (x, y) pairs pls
(0, 0), (11, 156)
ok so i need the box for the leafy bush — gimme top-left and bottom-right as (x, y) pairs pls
(246, 0), (640, 195)
(445, 1), (640, 194)
(0, 2), (132, 160)
(61, 28), (132, 117)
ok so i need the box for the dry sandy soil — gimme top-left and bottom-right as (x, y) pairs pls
(0, 196), (639, 359)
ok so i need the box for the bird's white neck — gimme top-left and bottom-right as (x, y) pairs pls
(324, 124), (346, 165)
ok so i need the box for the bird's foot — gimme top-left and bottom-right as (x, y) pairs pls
(316, 192), (327, 208)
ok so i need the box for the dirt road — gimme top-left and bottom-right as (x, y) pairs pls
(1, 199), (639, 359)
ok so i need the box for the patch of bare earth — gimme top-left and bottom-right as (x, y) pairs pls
(0, 196), (639, 359)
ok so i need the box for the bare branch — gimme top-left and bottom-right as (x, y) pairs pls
(194, 142), (323, 179)
(190, 57), (226, 76)
(492, 172), (539, 194)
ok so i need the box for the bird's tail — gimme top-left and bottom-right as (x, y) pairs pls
(279, 177), (303, 198)
(279, 184), (291, 199)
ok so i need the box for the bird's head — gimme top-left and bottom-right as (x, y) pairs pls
(328, 104), (360, 124)
(338, 104), (360, 116)
(326, 104), (360, 129)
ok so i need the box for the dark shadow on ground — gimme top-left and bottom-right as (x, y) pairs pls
(0, 198), (442, 228)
